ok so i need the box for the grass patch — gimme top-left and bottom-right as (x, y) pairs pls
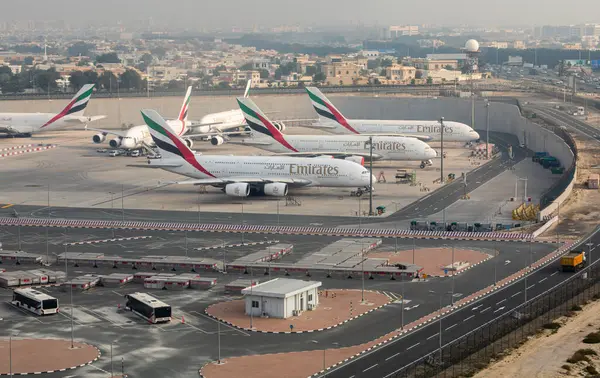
(542, 322), (562, 330)
(567, 351), (592, 363)
(571, 304), (583, 311)
(584, 332), (600, 344)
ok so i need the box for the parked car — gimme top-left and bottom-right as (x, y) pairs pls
(96, 148), (107, 153)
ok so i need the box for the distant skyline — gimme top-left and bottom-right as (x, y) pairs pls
(2, 0), (600, 30)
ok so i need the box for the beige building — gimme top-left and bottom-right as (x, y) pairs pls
(233, 70), (261, 86)
(322, 61), (363, 86)
(385, 64), (416, 83)
(403, 58), (460, 71)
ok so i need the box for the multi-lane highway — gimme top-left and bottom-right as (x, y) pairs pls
(530, 104), (600, 142)
(323, 232), (594, 378)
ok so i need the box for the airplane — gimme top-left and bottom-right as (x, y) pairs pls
(304, 86), (481, 142)
(86, 86), (195, 151)
(235, 97), (438, 168)
(135, 108), (376, 197)
(0, 84), (105, 136)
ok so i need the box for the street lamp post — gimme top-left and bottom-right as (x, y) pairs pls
(485, 100), (490, 160)
(121, 184), (125, 222)
(361, 241), (365, 303)
(494, 250), (498, 286)
(184, 230), (188, 258)
(217, 319), (221, 364)
(587, 242), (594, 274)
(401, 274), (405, 329)
(110, 343), (114, 377)
(451, 245), (455, 305)
(440, 117), (445, 183)
(368, 136), (374, 216)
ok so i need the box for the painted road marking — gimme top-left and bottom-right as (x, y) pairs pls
(385, 352), (401, 361)
(427, 333), (439, 340)
(363, 364), (378, 372)
(497, 299), (506, 305)
(539, 278), (547, 283)
(0, 204), (13, 209)
(493, 306), (506, 313)
(551, 271), (558, 276)
(464, 315), (475, 322)
(527, 284), (535, 290)
(472, 305), (482, 311)
(407, 342), (420, 350)
(445, 323), (457, 331)
(511, 291), (522, 298)
(480, 307), (491, 314)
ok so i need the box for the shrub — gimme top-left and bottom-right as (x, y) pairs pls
(577, 348), (598, 356)
(584, 332), (600, 344)
(562, 364), (571, 371)
(542, 322), (561, 330)
(586, 365), (599, 375)
(567, 351), (591, 363)
(571, 304), (583, 311)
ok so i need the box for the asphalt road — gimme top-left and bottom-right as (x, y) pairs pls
(530, 105), (600, 142)
(322, 233), (595, 378)
(0, 132), (526, 228)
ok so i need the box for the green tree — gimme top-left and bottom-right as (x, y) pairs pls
(0, 66), (12, 76)
(213, 65), (227, 76)
(380, 58), (394, 68)
(313, 72), (326, 83)
(77, 59), (91, 67)
(426, 76), (433, 84)
(98, 71), (118, 91)
(305, 66), (317, 76)
(69, 71), (90, 90)
(1, 75), (23, 93)
(239, 62), (254, 70)
(259, 69), (270, 79)
(217, 81), (231, 89)
(445, 65), (454, 70)
(34, 68), (60, 91)
(23, 56), (34, 66)
(96, 52), (120, 64)
(119, 69), (143, 90)
(411, 78), (416, 85)
(167, 80), (184, 90)
(150, 47), (167, 59)
(67, 42), (95, 57)
(137, 53), (153, 72)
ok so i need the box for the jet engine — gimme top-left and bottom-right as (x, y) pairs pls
(272, 121), (286, 132)
(225, 183), (250, 197)
(263, 183), (288, 197)
(345, 156), (365, 166)
(183, 138), (194, 149)
(211, 135), (225, 146)
(109, 137), (122, 148)
(92, 133), (106, 144)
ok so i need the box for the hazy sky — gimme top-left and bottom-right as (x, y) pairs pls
(3, 0), (600, 29)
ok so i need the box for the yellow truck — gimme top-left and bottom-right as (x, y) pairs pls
(560, 251), (586, 272)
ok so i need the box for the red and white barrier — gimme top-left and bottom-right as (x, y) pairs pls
(0, 145), (57, 158)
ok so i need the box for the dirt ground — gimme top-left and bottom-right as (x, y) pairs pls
(541, 127), (600, 240)
(206, 289), (390, 332)
(475, 298), (600, 378)
(369, 248), (492, 276)
(0, 339), (98, 374)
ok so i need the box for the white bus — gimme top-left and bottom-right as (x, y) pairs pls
(11, 288), (59, 315)
(124, 292), (171, 324)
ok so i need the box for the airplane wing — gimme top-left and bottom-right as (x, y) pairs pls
(84, 126), (127, 138)
(168, 177), (312, 187)
(275, 151), (383, 160)
(64, 115), (107, 124)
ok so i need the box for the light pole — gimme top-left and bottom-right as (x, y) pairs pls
(121, 184), (125, 222)
(451, 244), (455, 305)
(276, 200), (280, 227)
(440, 117), (445, 183)
(368, 135), (374, 216)
(361, 241), (365, 303)
(401, 273), (405, 329)
(184, 230), (188, 258)
(217, 318), (221, 364)
(494, 250), (498, 286)
(46, 182), (50, 265)
(64, 242), (74, 348)
(587, 242), (594, 274)
(250, 265), (253, 329)
(110, 343), (114, 377)
(485, 100), (490, 160)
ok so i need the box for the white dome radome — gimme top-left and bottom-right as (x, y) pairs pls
(465, 39), (479, 52)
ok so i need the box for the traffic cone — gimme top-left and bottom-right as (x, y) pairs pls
(181, 315), (185, 324)
(117, 303), (121, 310)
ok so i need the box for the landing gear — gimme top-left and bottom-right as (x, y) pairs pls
(420, 159), (433, 169)
(351, 186), (373, 197)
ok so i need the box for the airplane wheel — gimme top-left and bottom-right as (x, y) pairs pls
(420, 163), (426, 169)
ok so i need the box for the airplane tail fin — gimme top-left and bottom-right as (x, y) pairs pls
(237, 97), (298, 152)
(40, 84), (95, 129)
(305, 86), (359, 134)
(178, 86), (192, 122)
(243, 80), (252, 98)
(142, 109), (194, 160)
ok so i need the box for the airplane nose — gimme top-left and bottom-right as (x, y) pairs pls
(471, 131), (480, 140)
(427, 148), (438, 158)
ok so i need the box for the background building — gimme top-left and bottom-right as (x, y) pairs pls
(242, 278), (322, 319)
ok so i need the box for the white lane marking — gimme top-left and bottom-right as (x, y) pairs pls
(445, 323), (457, 331)
(511, 291), (522, 298)
(427, 333), (439, 340)
(464, 315), (475, 322)
(551, 271), (558, 276)
(539, 277), (547, 283)
(497, 299), (506, 305)
(472, 305), (482, 311)
(407, 342), (420, 350)
(494, 306), (506, 313)
(88, 364), (109, 374)
(363, 364), (378, 372)
(527, 284), (535, 290)
(480, 307), (491, 314)
(385, 352), (401, 361)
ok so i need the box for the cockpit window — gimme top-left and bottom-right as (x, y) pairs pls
(362, 170), (369, 174)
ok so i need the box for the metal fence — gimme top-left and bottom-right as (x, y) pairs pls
(388, 262), (600, 378)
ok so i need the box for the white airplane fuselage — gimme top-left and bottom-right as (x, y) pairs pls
(244, 134), (437, 161)
(191, 109), (246, 134)
(155, 154), (373, 188)
(0, 113), (83, 134)
(96, 120), (193, 150)
(323, 119), (480, 142)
